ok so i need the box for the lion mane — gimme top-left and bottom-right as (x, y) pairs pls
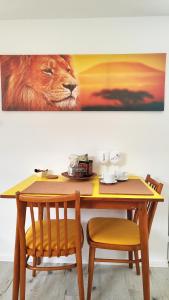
(0, 55), (79, 111)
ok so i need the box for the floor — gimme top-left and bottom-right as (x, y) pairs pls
(0, 262), (169, 300)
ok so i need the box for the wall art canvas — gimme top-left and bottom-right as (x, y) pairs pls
(0, 53), (166, 111)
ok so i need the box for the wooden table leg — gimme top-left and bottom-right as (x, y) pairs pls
(139, 202), (150, 300)
(12, 217), (20, 300)
(127, 209), (133, 269)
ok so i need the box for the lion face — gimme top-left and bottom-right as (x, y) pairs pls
(26, 55), (78, 109)
(1, 55), (79, 111)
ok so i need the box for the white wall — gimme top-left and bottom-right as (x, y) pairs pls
(0, 17), (168, 266)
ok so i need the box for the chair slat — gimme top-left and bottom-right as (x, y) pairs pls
(46, 203), (52, 257)
(30, 203), (36, 256)
(38, 204), (44, 221)
(64, 201), (68, 256)
(147, 202), (158, 233)
(55, 203), (60, 256)
(38, 203), (44, 256)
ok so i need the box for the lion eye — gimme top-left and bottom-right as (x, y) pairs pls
(42, 68), (53, 75)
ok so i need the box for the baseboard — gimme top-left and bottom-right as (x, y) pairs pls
(0, 255), (168, 268)
(0, 254), (13, 262)
(149, 260), (168, 268)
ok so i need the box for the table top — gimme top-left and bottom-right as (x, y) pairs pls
(0, 175), (163, 202)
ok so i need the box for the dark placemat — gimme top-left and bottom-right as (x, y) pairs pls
(99, 179), (153, 195)
(22, 181), (93, 195)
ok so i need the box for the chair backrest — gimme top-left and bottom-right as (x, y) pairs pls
(133, 174), (163, 234)
(16, 191), (81, 257)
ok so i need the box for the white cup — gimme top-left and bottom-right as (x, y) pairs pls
(117, 171), (128, 180)
(103, 173), (116, 184)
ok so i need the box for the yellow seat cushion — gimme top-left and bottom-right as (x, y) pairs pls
(88, 217), (140, 246)
(26, 219), (83, 256)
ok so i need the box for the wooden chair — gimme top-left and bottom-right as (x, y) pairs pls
(86, 174), (163, 300)
(16, 191), (85, 300)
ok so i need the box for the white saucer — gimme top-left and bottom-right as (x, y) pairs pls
(117, 177), (128, 182)
(100, 179), (117, 184)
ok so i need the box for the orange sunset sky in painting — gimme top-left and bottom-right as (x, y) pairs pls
(72, 53), (166, 110)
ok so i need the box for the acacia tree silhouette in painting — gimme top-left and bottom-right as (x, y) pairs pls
(93, 89), (154, 106)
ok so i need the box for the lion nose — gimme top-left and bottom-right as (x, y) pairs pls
(63, 84), (77, 92)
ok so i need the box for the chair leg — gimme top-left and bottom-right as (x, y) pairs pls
(134, 250), (140, 275)
(32, 257), (37, 277)
(76, 249), (85, 300)
(128, 251), (133, 269)
(12, 221), (20, 300)
(127, 209), (133, 270)
(87, 246), (95, 300)
(19, 255), (26, 300)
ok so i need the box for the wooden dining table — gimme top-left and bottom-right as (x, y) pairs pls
(0, 174), (164, 300)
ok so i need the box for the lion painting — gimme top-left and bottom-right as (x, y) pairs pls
(0, 55), (79, 111)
